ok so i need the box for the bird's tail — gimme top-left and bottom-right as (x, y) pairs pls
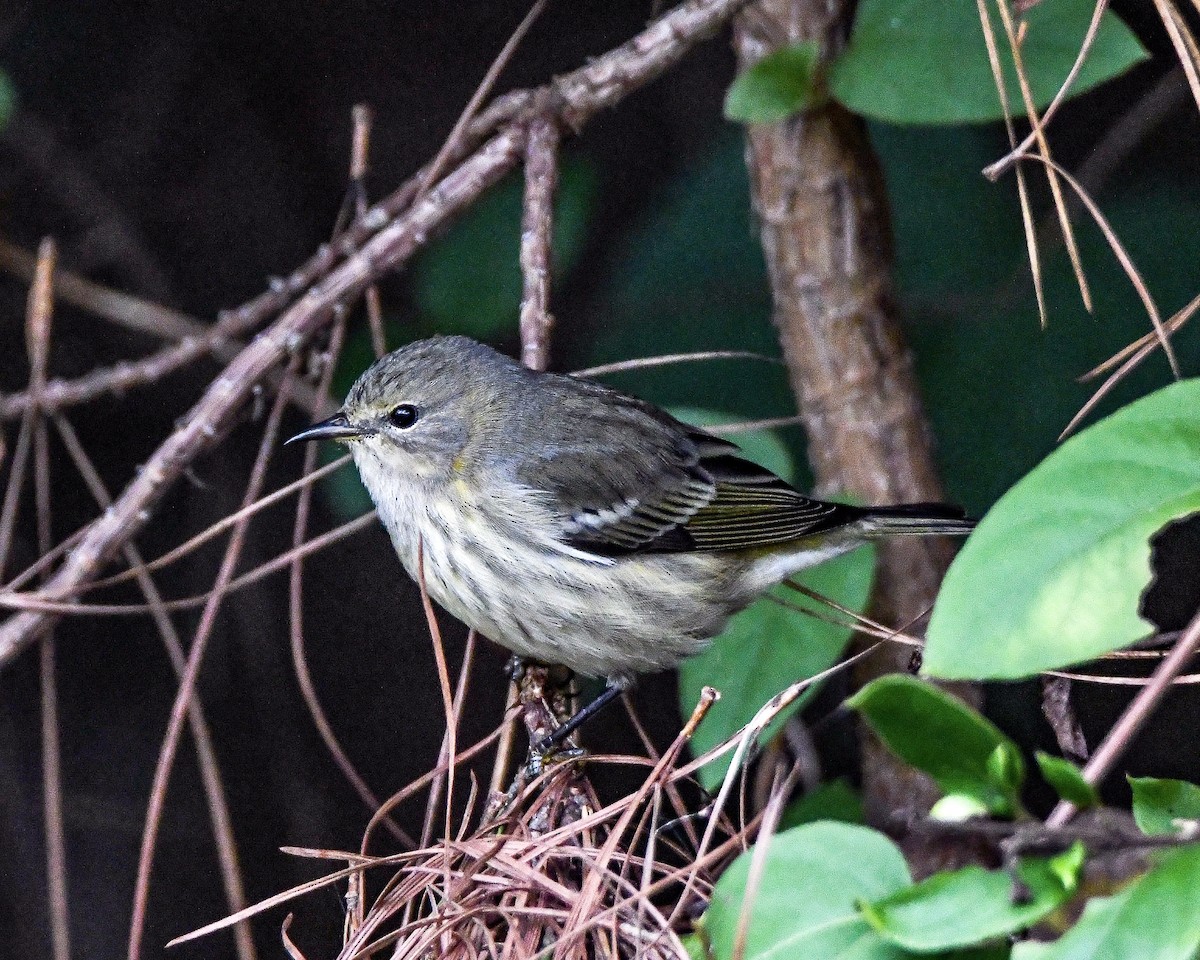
(855, 502), (976, 537)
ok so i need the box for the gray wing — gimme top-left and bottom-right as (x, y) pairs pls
(514, 376), (857, 555)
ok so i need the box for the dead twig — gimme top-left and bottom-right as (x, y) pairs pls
(1041, 674), (1088, 762)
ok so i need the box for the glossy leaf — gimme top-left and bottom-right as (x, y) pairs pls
(703, 823), (911, 960)
(860, 848), (1083, 952)
(849, 675), (1025, 816)
(725, 41), (822, 124)
(1129, 776), (1200, 837)
(1036, 753), (1099, 809)
(830, 0), (1147, 125)
(1011, 845), (1200, 960)
(925, 379), (1200, 680)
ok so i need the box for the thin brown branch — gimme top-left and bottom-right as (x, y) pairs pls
(0, 236), (205, 342)
(0, 416), (32, 578)
(519, 113), (561, 372)
(573, 349), (783, 378)
(417, 0), (551, 201)
(127, 359), (299, 960)
(906, 811), (1199, 856)
(1047, 604), (1200, 828)
(26, 238), (71, 960)
(54, 414), (256, 960)
(348, 103), (388, 358)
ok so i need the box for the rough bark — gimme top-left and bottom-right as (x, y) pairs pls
(734, 0), (981, 872)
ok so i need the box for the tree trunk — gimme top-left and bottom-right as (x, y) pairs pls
(733, 0), (981, 873)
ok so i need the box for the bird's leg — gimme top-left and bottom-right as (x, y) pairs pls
(504, 654), (527, 683)
(532, 681), (626, 754)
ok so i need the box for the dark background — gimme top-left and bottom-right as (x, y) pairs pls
(0, 2), (1197, 958)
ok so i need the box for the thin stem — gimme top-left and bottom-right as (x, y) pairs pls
(1047, 606), (1200, 828)
(127, 358), (299, 960)
(54, 414), (255, 960)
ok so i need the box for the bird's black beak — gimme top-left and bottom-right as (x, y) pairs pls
(285, 412), (364, 445)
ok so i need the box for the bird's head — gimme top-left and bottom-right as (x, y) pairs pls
(287, 335), (525, 485)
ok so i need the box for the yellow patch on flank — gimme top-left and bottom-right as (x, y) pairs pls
(452, 454), (467, 473)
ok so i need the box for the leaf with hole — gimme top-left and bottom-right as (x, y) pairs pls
(849, 675), (1025, 816)
(924, 379), (1200, 680)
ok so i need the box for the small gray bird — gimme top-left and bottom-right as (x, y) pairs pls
(289, 336), (973, 744)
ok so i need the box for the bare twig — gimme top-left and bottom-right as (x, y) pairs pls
(1041, 674), (1088, 762)
(347, 104), (388, 358)
(518, 113), (561, 372)
(906, 812), (1199, 857)
(573, 350), (783, 378)
(417, 0), (551, 201)
(54, 415), (256, 960)
(127, 359), (300, 960)
(0, 237), (205, 342)
(26, 238), (71, 960)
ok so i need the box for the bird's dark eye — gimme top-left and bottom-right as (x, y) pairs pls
(388, 404), (420, 429)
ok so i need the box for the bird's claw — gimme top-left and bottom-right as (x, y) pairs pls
(524, 741), (584, 779)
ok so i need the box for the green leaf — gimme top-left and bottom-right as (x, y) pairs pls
(860, 852), (1081, 952)
(1129, 776), (1200, 837)
(831, 0), (1148, 125)
(849, 675), (1025, 816)
(703, 823), (912, 960)
(682, 550), (874, 791)
(412, 157), (597, 339)
(1011, 845), (1200, 960)
(725, 41), (823, 124)
(0, 71), (14, 132)
(680, 931), (708, 960)
(779, 779), (864, 830)
(924, 379), (1200, 681)
(1035, 753), (1099, 810)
